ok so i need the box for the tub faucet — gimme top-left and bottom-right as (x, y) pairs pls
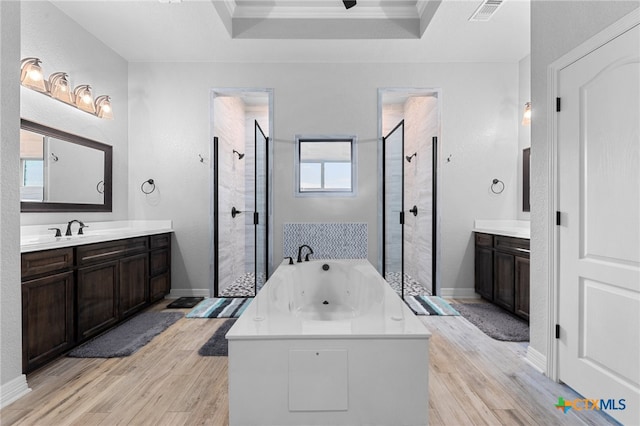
(65, 219), (88, 236)
(297, 245), (314, 263)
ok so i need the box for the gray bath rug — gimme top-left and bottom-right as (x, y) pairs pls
(68, 311), (183, 358)
(199, 319), (236, 357)
(450, 302), (529, 342)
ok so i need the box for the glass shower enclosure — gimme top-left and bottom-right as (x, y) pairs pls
(383, 119), (437, 298)
(214, 120), (269, 297)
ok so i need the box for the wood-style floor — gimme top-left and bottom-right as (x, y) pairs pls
(1, 301), (617, 426)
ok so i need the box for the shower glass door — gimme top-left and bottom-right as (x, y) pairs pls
(214, 121), (269, 298)
(383, 120), (405, 298)
(255, 121), (268, 292)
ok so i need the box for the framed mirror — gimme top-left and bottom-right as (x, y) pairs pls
(20, 119), (113, 212)
(522, 147), (530, 212)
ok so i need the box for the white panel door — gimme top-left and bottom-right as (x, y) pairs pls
(558, 23), (639, 425)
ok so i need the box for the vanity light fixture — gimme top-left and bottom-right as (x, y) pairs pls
(522, 102), (531, 126)
(20, 58), (47, 92)
(73, 85), (96, 114)
(20, 57), (113, 119)
(48, 72), (73, 104)
(95, 95), (113, 120)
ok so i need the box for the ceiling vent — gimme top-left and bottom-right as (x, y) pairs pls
(469, 0), (504, 22)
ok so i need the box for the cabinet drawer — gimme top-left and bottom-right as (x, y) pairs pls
(77, 237), (148, 266)
(150, 272), (171, 302)
(475, 233), (493, 248)
(150, 233), (171, 249)
(494, 236), (530, 257)
(150, 249), (170, 276)
(22, 248), (74, 279)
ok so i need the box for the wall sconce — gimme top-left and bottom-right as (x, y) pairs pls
(522, 102), (531, 126)
(20, 57), (113, 120)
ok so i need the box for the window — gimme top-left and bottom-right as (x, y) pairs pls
(295, 136), (357, 196)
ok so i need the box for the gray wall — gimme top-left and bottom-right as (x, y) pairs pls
(0, 0), (27, 407)
(529, 0), (639, 369)
(19, 1), (129, 226)
(128, 61), (520, 298)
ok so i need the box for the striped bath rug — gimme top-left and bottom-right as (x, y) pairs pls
(186, 297), (252, 318)
(405, 295), (460, 316)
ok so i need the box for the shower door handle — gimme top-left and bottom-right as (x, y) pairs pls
(231, 207), (259, 224)
(400, 206), (418, 224)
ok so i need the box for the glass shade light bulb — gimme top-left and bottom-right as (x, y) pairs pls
(20, 58), (47, 92)
(95, 95), (113, 119)
(48, 72), (73, 104)
(73, 84), (96, 113)
(522, 102), (531, 126)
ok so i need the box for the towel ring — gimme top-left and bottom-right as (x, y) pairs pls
(491, 178), (505, 194)
(141, 179), (156, 194)
(96, 180), (105, 194)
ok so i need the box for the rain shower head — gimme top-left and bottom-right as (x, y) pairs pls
(406, 152), (417, 162)
(233, 149), (245, 160)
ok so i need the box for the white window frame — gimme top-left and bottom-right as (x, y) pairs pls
(294, 135), (358, 198)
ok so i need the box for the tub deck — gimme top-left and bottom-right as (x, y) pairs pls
(227, 259), (431, 425)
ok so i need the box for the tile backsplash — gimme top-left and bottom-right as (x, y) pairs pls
(283, 223), (367, 259)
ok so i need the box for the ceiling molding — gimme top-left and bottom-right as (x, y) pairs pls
(215, 0), (441, 39)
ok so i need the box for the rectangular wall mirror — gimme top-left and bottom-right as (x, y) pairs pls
(20, 119), (113, 212)
(523, 147), (530, 212)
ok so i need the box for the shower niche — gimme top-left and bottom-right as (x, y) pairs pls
(212, 89), (272, 298)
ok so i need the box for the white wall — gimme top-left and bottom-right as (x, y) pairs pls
(128, 62), (520, 297)
(0, 0), (30, 408)
(529, 0), (639, 369)
(20, 1), (128, 226)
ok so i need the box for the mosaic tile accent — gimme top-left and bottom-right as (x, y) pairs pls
(219, 272), (267, 297)
(283, 223), (368, 260)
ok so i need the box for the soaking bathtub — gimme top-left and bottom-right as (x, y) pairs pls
(226, 259), (431, 426)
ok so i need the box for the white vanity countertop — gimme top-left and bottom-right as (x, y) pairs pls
(21, 220), (173, 253)
(472, 219), (530, 239)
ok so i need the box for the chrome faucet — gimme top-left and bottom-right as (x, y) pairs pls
(65, 220), (88, 236)
(297, 245), (314, 263)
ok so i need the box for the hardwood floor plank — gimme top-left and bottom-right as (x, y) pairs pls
(1, 303), (619, 426)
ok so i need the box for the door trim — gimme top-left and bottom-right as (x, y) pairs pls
(546, 8), (640, 381)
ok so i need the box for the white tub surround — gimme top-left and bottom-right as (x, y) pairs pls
(20, 220), (173, 253)
(227, 259), (431, 426)
(473, 219), (530, 239)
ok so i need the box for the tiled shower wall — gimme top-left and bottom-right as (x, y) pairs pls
(214, 96), (246, 294)
(283, 223), (368, 260)
(404, 96), (438, 290)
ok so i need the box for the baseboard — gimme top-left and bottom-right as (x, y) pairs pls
(438, 287), (481, 300)
(0, 374), (31, 409)
(525, 346), (546, 374)
(168, 288), (210, 299)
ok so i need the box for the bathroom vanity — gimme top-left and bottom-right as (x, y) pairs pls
(473, 220), (530, 321)
(20, 221), (172, 372)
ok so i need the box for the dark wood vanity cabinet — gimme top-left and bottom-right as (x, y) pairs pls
(149, 234), (171, 303)
(474, 233), (494, 300)
(21, 248), (75, 373)
(474, 233), (530, 321)
(76, 237), (150, 342)
(21, 233), (172, 372)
